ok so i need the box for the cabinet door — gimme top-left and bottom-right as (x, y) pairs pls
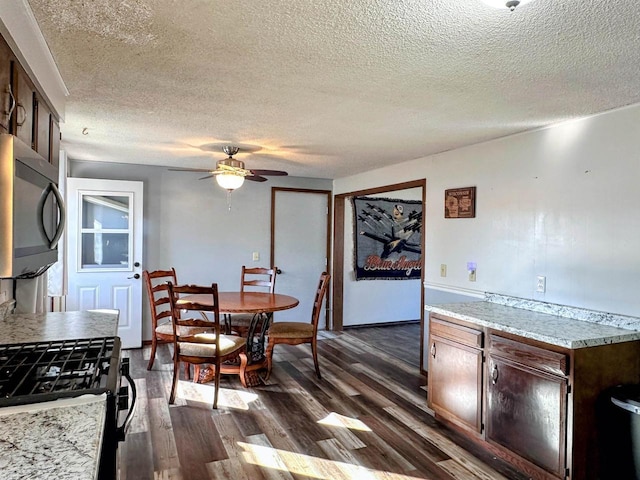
(0, 37), (12, 133)
(49, 117), (60, 167)
(35, 95), (51, 161)
(12, 64), (34, 147)
(428, 335), (483, 434)
(486, 354), (567, 477)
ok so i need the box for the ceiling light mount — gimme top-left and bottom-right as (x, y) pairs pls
(481, 0), (535, 10)
(222, 146), (240, 157)
(506, 0), (520, 10)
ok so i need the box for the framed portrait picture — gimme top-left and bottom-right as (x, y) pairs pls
(445, 187), (476, 218)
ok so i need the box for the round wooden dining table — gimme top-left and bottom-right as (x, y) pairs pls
(178, 292), (299, 387)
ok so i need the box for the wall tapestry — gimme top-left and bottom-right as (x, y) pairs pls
(352, 196), (423, 280)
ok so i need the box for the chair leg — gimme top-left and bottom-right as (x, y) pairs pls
(213, 361), (221, 409)
(147, 336), (158, 370)
(169, 352), (179, 404)
(265, 338), (276, 381)
(311, 337), (321, 380)
(184, 361), (191, 380)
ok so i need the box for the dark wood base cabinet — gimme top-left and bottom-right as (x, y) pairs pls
(428, 317), (483, 435)
(428, 313), (640, 480)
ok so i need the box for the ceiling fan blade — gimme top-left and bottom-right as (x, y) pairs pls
(168, 167), (214, 173)
(198, 174), (215, 180)
(245, 175), (268, 182)
(249, 169), (288, 176)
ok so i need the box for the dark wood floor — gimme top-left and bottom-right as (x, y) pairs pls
(120, 326), (527, 480)
(344, 322), (421, 367)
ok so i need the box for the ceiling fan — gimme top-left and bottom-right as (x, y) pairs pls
(168, 146), (288, 190)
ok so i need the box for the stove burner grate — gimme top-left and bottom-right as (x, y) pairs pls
(0, 337), (118, 406)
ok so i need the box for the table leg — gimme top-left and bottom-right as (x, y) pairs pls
(195, 312), (274, 387)
(195, 354), (264, 387)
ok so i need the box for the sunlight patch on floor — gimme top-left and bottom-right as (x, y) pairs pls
(239, 442), (427, 480)
(317, 412), (372, 432)
(175, 380), (258, 410)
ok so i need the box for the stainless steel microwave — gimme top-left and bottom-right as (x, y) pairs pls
(0, 133), (65, 279)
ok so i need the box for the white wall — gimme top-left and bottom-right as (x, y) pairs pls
(335, 103), (640, 318)
(69, 160), (332, 340)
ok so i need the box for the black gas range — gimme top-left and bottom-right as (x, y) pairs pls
(0, 336), (136, 479)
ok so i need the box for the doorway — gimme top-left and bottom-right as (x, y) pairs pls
(332, 179), (426, 372)
(66, 177), (144, 348)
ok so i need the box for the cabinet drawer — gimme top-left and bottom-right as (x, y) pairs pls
(430, 314), (483, 348)
(489, 334), (568, 377)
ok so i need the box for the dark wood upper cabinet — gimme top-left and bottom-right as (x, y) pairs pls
(49, 115), (60, 167)
(11, 62), (35, 147)
(34, 93), (52, 161)
(1, 32), (61, 165)
(0, 36), (12, 133)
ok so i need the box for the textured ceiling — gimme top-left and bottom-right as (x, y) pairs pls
(26, 0), (640, 179)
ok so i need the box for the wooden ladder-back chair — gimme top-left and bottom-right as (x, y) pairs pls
(143, 268), (178, 371)
(226, 266), (277, 336)
(167, 282), (247, 409)
(265, 272), (330, 381)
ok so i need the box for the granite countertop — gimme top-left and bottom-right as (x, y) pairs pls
(0, 309), (119, 344)
(0, 395), (107, 480)
(426, 296), (640, 349)
(0, 310), (120, 480)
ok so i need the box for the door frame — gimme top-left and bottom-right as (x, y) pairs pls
(332, 179), (426, 366)
(270, 187), (333, 328)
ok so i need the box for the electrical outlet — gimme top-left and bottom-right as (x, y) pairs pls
(440, 264), (447, 277)
(536, 275), (546, 293)
(252, 252), (260, 261)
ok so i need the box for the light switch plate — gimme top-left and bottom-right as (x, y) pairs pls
(252, 252), (260, 261)
(467, 262), (477, 282)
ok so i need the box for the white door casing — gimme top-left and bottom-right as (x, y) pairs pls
(66, 178), (143, 348)
(272, 189), (330, 327)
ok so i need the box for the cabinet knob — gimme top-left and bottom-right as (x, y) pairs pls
(491, 364), (499, 384)
(430, 342), (436, 358)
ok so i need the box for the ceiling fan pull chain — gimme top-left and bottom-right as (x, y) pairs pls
(226, 190), (233, 211)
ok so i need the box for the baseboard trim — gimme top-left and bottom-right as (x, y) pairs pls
(344, 319), (420, 329)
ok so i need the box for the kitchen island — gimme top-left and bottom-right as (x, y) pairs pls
(425, 294), (640, 480)
(0, 309), (119, 480)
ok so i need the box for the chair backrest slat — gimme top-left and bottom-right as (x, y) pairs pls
(144, 268), (178, 328)
(310, 272), (331, 333)
(240, 266), (277, 293)
(167, 282), (222, 340)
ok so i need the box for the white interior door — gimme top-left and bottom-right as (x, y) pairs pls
(66, 178), (144, 348)
(272, 189), (330, 327)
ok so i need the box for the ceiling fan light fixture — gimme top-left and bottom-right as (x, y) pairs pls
(481, 0), (534, 10)
(215, 173), (245, 190)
